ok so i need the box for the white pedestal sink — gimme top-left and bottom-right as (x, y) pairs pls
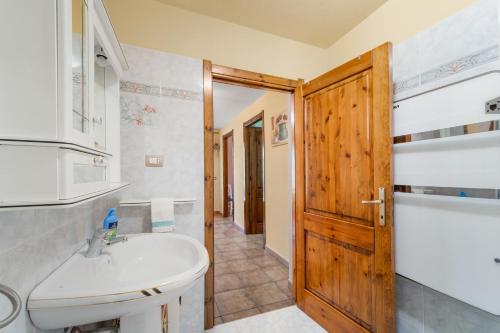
(27, 233), (209, 333)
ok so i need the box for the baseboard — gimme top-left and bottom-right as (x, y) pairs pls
(265, 245), (289, 269)
(233, 222), (244, 233)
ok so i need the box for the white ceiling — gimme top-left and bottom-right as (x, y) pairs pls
(154, 0), (387, 48)
(213, 83), (265, 129)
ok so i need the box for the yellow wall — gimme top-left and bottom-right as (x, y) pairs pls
(220, 91), (291, 262)
(326, 0), (477, 68)
(104, 0), (327, 80)
(105, 0), (477, 81)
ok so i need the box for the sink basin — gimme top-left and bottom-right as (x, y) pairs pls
(28, 233), (208, 333)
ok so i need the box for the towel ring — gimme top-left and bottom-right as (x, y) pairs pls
(0, 283), (22, 329)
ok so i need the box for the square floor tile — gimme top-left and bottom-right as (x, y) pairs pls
(245, 282), (289, 306)
(221, 250), (247, 261)
(216, 289), (257, 315)
(258, 299), (294, 313)
(237, 270), (273, 287)
(263, 265), (289, 281)
(228, 258), (260, 273)
(215, 273), (245, 293)
(222, 308), (261, 323)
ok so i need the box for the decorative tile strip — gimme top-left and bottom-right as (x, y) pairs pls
(120, 80), (201, 101)
(421, 45), (499, 84)
(394, 75), (420, 95)
(72, 71), (82, 85)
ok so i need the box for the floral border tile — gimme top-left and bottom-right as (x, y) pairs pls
(394, 75), (420, 95)
(120, 80), (201, 101)
(421, 45), (499, 84)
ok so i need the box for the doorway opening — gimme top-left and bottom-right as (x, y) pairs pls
(210, 76), (294, 326)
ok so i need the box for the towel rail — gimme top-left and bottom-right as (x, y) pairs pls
(393, 119), (500, 144)
(394, 185), (500, 199)
(119, 198), (197, 207)
(0, 283), (21, 329)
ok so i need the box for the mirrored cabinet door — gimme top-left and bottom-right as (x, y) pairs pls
(72, 0), (89, 135)
(93, 45), (107, 149)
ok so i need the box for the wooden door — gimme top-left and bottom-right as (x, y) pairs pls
(223, 131), (234, 219)
(294, 43), (394, 333)
(245, 121), (265, 234)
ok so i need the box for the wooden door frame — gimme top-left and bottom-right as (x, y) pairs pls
(203, 61), (299, 329)
(243, 111), (265, 236)
(294, 43), (394, 332)
(222, 130), (234, 219)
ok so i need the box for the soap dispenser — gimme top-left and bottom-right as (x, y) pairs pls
(103, 208), (118, 241)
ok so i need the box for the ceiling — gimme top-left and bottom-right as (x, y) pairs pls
(154, 0), (387, 48)
(213, 83), (265, 129)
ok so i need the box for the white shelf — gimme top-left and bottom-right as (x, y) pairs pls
(120, 198), (197, 207)
(0, 183), (129, 209)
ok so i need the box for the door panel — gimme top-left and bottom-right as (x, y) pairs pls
(245, 125), (264, 234)
(294, 43), (394, 333)
(305, 72), (373, 225)
(305, 232), (373, 328)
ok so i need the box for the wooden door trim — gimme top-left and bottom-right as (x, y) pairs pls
(222, 130), (234, 219)
(212, 64), (298, 92)
(203, 60), (215, 329)
(294, 42), (394, 332)
(243, 111), (265, 235)
(302, 51), (372, 96)
(204, 63), (298, 330)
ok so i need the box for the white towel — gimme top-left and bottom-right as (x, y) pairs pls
(151, 198), (175, 233)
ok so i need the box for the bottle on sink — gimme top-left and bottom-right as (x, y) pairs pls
(103, 208), (119, 241)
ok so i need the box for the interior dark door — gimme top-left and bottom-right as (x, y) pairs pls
(245, 125), (264, 234)
(223, 132), (234, 219)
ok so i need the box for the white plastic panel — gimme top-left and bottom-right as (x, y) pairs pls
(393, 73), (500, 137)
(395, 132), (500, 188)
(394, 68), (500, 314)
(395, 193), (500, 315)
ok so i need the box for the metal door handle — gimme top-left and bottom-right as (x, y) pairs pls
(361, 199), (383, 204)
(361, 187), (386, 226)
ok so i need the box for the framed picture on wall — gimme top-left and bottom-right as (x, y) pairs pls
(271, 111), (288, 146)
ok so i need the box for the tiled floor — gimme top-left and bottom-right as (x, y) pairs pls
(206, 306), (326, 333)
(214, 215), (294, 325)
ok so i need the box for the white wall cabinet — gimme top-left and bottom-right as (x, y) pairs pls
(0, 0), (128, 206)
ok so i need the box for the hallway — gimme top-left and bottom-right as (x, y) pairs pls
(214, 215), (294, 325)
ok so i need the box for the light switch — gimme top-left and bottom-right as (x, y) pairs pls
(145, 155), (164, 167)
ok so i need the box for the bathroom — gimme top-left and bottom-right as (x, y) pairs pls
(1, 0), (500, 332)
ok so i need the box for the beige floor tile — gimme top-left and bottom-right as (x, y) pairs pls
(215, 289), (257, 315)
(245, 282), (289, 306)
(237, 270), (273, 287)
(258, 299), (294, 313)
(228, 258), (260, 273)
(263, 265), (289, 281)
(222, 308), (261, 323)
(215, 273), (245, 293)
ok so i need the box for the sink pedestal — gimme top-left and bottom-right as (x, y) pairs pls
(120, 300), (180, 333)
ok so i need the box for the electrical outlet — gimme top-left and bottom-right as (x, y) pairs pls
(145, 155), (164, 167)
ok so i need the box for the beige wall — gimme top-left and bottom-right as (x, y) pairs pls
(104, 0), (327, 80)
(220, 91), (291, 262)
(105, 0), (477, 81)
(326, 0), (477, 67)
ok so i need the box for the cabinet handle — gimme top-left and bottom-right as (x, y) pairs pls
(93, 156), (105, 165)
(92, 116), (103, 126)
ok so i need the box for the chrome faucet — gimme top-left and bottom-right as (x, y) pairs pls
(85, 228), (128, 258)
